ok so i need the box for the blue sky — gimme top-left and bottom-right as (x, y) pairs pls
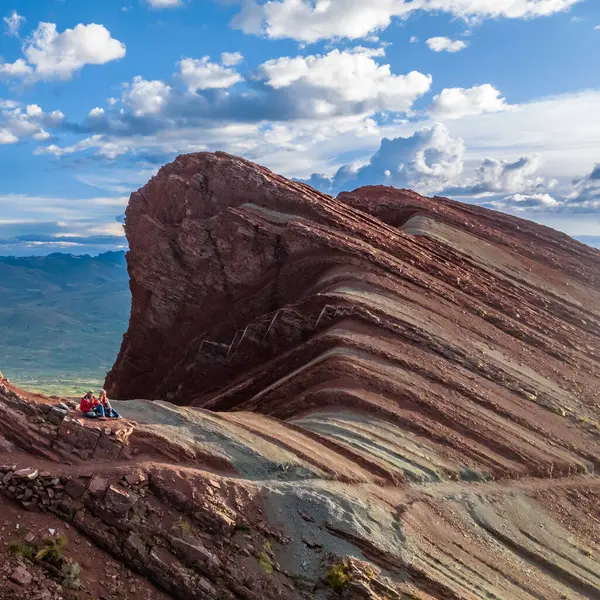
(1, 0), (599, 255)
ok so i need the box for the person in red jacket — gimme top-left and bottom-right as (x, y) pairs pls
(79, 391), (105, 419)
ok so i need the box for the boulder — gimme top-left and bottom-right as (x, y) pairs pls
(88, 475), (109, 496)
(105, 485), (138, 514)
(9, 565), (32, 587)
(47, 405), (68, 425)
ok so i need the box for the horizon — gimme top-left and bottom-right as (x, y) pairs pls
(1, 1), (599, 255)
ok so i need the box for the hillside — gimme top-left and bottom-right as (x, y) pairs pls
(0, 252), (130, 394)
(0, 152), (598, 600)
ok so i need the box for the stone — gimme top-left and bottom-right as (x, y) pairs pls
(9, 565), (32, 587)
(88, 475), (109, 496)
(105, 485), (137, 514)
(124, 470), (147, 486)
(58, 419), (101, 451)
(64, 478), (88, 500)
(168, 536), (221, 569)
(47, 406), (68, 426)
(93, 435), (123, 460)
(13, 468), (38, 480)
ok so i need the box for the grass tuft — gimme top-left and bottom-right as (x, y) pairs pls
(325, 561), (351, 591)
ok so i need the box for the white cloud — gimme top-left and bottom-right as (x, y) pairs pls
(145, 0), (183, 7)
(0, 100), (63, 144)
(430, 84), (512, 119)
(435, 90), (600, 179)
(12, 22), (127, 81)
(108, 97), (118, 106)
(489, 193), (560, 212)
(445, 155), (549, 197)
(0, 59), (33, 78)
(26, 104), (43, 117)
(0, 129), (18, 144)
(88, 107), (105, 118)
(122, 76), (172, 115)
(3, 10), (25, 37)
(564, 165), (600, 209)
(35, 135), (131, 160)
(232, 0), (582, 42)
(33, 129), (50, 141)
(221, 51), (244, 66)
(178, 57), (243, 92)
(594, 25), (600, 30)
(304, 123), (465, 195)
(410, 36), (419, 43)
(426, 36), (468, 52)
(256, 48), (431, 115)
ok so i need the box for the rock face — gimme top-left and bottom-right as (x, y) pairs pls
(107, 151), (600, 481)
(3, 152), (600, 600)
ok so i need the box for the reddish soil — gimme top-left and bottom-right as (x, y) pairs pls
(0, 494), (170, 600)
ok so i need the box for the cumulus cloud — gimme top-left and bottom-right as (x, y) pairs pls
(0, 22), (126, 82)
(37, 47), (430, 164)
(564, 164), (600, 210)
(0, 99), (64, 144)
(301, 121), (569, 205)
(178, 57), (243, 92)
(232, 0), (581, 42)
(426, 37), (468, 52)
(221, 51), (244, 66)
(122, 76), (172, 115)
(430, 84), (512, 119)
(256, 48), (431, 116)
(486, 193), (560, 212)
(0, 129), (18, 144)
(304, 123), (465, 195)
(445, 155), (550, 197)
(88, 107), (105, 118)
(35, 135), (131, 160)
(3, 10), (25, 37)
(0, 59), (33, 78)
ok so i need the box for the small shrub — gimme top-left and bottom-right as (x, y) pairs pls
(325, 562), (351, 591)
(177, 518), (191, 532)
(8, 540), (37, 562)
(60, 562), (81, 589)
(258, 551), (273, 575)
(35, 535), (68, 566)
(264, 540), (272, 553)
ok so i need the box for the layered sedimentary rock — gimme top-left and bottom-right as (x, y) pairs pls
(108, 151), (600, 482)
(2, 152), (600, 599)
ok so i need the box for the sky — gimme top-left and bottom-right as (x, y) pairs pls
(0, 0), (599, 256)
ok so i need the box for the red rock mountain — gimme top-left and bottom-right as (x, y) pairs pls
(107, 151), (600, 481)
(1, 152), (599, 600)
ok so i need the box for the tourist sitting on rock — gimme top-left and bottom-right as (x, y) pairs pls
(98, 389), (121, 419)
(79, 390), (105, 419)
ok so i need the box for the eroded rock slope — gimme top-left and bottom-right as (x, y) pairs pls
(1, 152), (600, 600)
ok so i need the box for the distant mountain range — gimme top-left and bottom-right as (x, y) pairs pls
(0, 251), (130, 395)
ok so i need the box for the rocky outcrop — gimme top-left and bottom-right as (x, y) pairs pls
(3, 152), (600, 599)
(1, 382), (600, 600)
(106, 152), (600, 480)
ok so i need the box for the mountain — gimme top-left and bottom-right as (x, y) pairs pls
(0, 153), (598, 600)
(0, 251), (130, 393)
